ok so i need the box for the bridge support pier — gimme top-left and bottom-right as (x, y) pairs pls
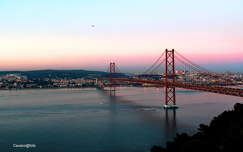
(109, 62), (116, 96)
(164, 49), (178, 109)
(109, 89), (116, 96)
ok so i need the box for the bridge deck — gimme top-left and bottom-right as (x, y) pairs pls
(99, 78), (243, 98)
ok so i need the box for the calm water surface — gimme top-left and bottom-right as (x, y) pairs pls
(0, 87), (242, 152)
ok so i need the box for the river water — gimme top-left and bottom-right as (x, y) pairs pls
(0, 87), (242, 152)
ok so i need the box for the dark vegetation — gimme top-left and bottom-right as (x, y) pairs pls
(151, 103), (243, 152)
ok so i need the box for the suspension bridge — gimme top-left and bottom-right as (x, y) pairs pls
(98, 49), (243, 109)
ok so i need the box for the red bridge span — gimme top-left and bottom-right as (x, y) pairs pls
(98, 49), (243, 109)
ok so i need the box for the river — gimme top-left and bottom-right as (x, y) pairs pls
(0, 87), (242, 152)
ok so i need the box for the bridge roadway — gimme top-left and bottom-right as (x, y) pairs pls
(99, 78), (243, 98)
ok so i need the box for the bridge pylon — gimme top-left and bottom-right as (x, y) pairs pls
(109, 62), (116, 95)
(164, 49), (178, 109)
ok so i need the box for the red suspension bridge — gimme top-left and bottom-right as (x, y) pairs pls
(98, 49), (243, 109)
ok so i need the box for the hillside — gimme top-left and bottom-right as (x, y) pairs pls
(151, 103), (243, 152)
(0, 69), (126, 79)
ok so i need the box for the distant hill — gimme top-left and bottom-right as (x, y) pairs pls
(0, 70), (127, 79)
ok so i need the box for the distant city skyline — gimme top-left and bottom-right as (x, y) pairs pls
(0, 0), (243, 72)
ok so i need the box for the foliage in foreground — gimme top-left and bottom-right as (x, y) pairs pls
(151, 103), (243, 152)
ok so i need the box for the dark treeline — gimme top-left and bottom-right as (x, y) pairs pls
(151, 103), (243, 152)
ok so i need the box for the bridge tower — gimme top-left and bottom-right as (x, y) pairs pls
(109, 62), (116, 96)
(164, 49), (177, 109)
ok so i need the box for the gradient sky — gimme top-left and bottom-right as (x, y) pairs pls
(0, 0), (243, 72)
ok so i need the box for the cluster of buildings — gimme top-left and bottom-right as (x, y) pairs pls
(176, 71), (243, 85)
(0, 74), (28, 89)
(50, 78), (97, 88)
(0, 74), (97, 89)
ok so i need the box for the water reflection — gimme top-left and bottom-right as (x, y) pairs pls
(164, 109), (177, 140)
(99, 88), (179, 142)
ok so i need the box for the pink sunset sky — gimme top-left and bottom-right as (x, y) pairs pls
(0, 0), (242, 72)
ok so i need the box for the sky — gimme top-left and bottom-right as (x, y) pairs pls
(0, 0), (242, 72)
